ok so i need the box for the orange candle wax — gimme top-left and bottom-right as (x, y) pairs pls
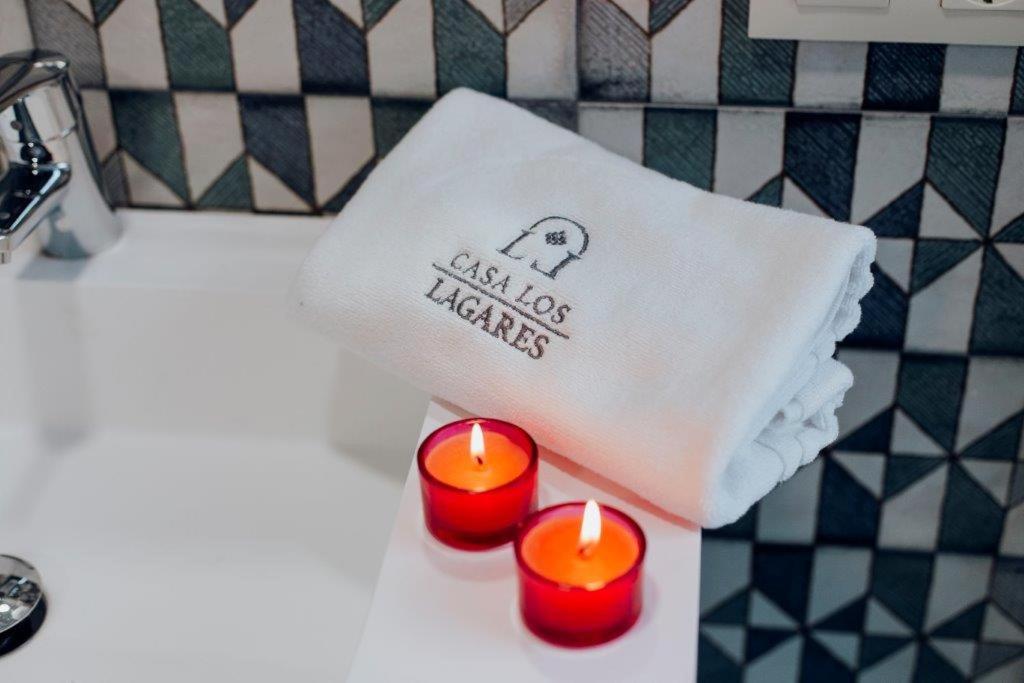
(418, 418), (538, 550)
(424, 428), (530, 492)
(520, 511), (640, 589)
(515, 501), (646, 647)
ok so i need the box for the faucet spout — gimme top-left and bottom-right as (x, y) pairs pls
(0, 50), (120, 264)
(0, 162), (71, 260)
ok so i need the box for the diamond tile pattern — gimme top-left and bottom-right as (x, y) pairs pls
(17, 0), (1024, 680)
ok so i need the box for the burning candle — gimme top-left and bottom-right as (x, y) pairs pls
(514, 500), (645, 647)
(418, 418), (538, 550)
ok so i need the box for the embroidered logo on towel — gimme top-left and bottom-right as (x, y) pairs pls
(423, 217), (584, 361)
(498, 216), (589, 280)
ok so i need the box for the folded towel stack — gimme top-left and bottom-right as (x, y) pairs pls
(291, 89), (876, 527)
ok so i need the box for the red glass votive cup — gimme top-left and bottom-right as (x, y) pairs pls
(514, 502), (646, 647)
(417, 418), (538, 550)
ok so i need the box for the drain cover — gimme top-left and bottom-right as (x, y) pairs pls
(0, 555), (46, 657)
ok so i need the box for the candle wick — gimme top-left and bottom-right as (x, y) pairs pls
(577, 542), (595, 559)
(473, 455), (485, 467)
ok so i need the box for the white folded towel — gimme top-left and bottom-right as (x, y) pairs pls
(292, 89), (876, 527)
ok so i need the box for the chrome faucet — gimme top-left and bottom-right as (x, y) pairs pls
(0, 50), (120, 264)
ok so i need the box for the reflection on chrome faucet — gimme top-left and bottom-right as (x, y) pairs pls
(0, 50), (120, 264)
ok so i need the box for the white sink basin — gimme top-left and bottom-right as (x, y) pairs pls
(0, 210), (429, 681)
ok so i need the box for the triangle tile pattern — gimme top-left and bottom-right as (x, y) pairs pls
(804, 634), (856, 678)
(753, 547), (813, 624)
(93, 0), (122, 24)
(912, 239), (981, 293)
(362, 0), (401, 29)
(872, 552), (933, 632)
(197, 155), (252, 210)
(864, 182), (922, 238)
(465, 0), (502, 31)
(971, 247), (1024, 354)
(698, 633), (744, 682)
(746, 175), (783, 208)
(926, 117), (1005, 237)
(29, 0), (106, 87)
(932, 602), (986, 640)
(998, 243), (1024, 280)
(920, 182), (980, 240)
(504, 0), (544, 31)
(238, 94), (314, 205)
(609, 0), (647, 29)
(866, 598), (913, 637)
(704, 590), (750, 626)
(109, 90), (188, 200)
(579, 0), (649, 101)
(891, 409), (946, 456)
(247, 156), (310, 212)
(720, 0), (795, 106)
(701, 624), (746, 663)
(513, 100), (578, 131)
(939, 463), (1005, 552)
(863, 42), (944, 112)
(897, 354), (967, 452)
(835, 408), (894, 453)
(371, 99), (431, 157)
(961, 460), (1012, 505)
(1013, 48), (1024, 114)
(746, 628), (795, 662)
(121, 151), (185, 206)
(66, 0), (93, 20)
(644, 108), (716, 190)
(158, 0), (235, 90)
(650, 0), (693, 34)
(915, 642), (968, 680)
(101, 153), (129, 207)
(995, 214), (1024, 243)
(884, 455), (944, 498)
(983, 604), (1024, 644)
(875, 238), (914, 292)
(435, 0), (506, 96)
(818, 458), (878, 544)
(781, 176), (829, 218)
(323, 158), (376, 213)
(860, 635), (912, 669)
(843, 265), (907, 348)
(783, 111), (859, 221)
(295, 0), (369, 94)
(975, 642), (1024, 676)
(833, 452), (884, 497)
(816, 598), (867, 632)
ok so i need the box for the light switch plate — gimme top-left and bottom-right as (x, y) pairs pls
(796, 0), (889, 7)
(347, 399), (702, 682)
(941, 0), (1024, 10)
(750, 0), (1024, 45)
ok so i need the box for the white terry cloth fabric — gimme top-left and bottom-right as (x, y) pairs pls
(291, 89), (876, 528)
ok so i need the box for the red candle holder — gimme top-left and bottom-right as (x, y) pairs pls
(514, 501), (646, 647)
(418, 418), (538, 550)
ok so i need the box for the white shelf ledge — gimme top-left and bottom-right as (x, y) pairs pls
(348, 400), (702, 682)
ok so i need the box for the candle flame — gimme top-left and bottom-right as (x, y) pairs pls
(470, 422), (485, 466)
(578, 499), (602, 558)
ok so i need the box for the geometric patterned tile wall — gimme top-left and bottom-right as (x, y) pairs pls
(9, 1), (1024, 681)
(581, 0), (1024, 115)
(15, 0), (1024, 212)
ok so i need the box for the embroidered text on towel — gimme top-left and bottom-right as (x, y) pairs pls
(425, 250), (573, 360)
